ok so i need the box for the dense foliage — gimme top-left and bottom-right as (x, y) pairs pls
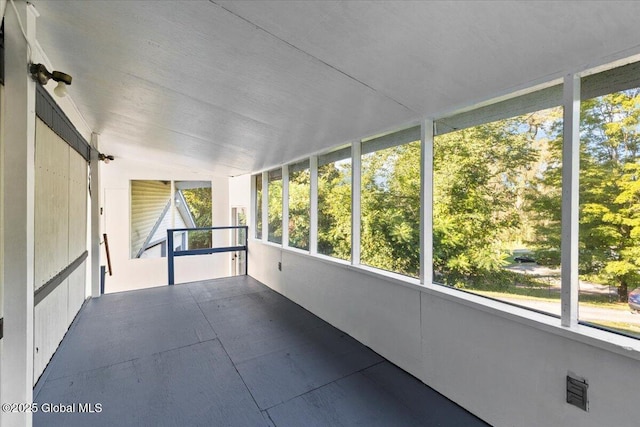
(268, 177), (283, 244)
(317, 160), (351, 260)
(361, 142), (421, 277)
(288, 169), (311, 250)
(433, 116), (543, 287)
(532, 89), (640, 300)
(182, 187), (212, 249)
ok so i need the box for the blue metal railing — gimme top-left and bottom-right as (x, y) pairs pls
(167, 225), (248, 285)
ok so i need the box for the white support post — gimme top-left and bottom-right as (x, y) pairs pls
(261, 172), (268, 243)
(420, 120), (434, 285)
(561, 73), (581, 328)
(1, 2), (37, 426)
(170, 181), (176, 229)
(250, 174), (257, 239)
(89, 133), (101, 297)
(309, 156), (318, 255)
(282, 165), (289, 247)
(351, 142), (361, 265)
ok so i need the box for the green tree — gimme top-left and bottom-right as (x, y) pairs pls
(531, 90), (640, 301)
(523, 109), (564, 266)
(433, 118), (538, 287)
(268, 178), (283, 244)
(361, 141), (421, 277)
(182, 187), (212, 248)
(317, 161), (351, 260)
(578, 90), (640, 300)
(288, 169), (310, 250)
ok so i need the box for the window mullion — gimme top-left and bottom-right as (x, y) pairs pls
(421, 119), (434, 285)
(310, 156), (318, 255)
(261, 172), (268, 243)
(561, 73), (581, 328)
(351, 142), (361, 265)
(282, 165), (289, 248)
(250, 175), (257, 238)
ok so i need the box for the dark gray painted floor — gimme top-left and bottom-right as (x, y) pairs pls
(34, 276), (490, 427)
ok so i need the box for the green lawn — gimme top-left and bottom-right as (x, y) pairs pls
(471, 288), (628, 311)
(587, 320), (640, 337)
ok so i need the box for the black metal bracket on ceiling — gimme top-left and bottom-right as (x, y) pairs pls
(0, 317), (3, 340)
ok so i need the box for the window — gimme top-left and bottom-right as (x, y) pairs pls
(433, 103), (563, 317)
(361, 127), (421, 277)
(288, 160), (310, 250)
(267, 168), (283, 244)
(130, 180), (212, 258)
(317, 147), (351, 260)
(254, 174), (263, 239)
(578, 76), (640, 338)
(175, 181), (212, 250)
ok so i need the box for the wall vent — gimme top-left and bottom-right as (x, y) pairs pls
(566, 374), (588, 411)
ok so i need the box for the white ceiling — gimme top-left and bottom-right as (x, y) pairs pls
(30, 0), (640, 176)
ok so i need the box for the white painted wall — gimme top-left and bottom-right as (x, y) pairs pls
(420, 292), (639, 427)
(249, 240), (640, 427)
(101, 157), (230, 293)
(230, 174), (251, 225)
(230, 175), (251, 209)
(1, 7), (38, 424)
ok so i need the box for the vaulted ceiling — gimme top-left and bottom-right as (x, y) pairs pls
(31, 0), (640, 176)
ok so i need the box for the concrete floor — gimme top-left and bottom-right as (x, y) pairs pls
(34, 276), (490, 426)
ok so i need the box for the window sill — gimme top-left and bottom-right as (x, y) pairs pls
(422, 282), (640, 361)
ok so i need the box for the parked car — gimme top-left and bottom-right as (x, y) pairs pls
(629, 287), (640, 313)
(514, 256), (536, 264)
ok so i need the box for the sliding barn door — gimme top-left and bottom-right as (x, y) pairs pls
(33, 116), (89, 383)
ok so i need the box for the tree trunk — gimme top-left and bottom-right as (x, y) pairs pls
(619, 279), (629, 302)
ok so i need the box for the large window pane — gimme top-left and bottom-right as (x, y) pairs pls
(268, 169), (283, 244)
(175, 181), (212, 250)
(255, 174), (262, 239)
(361, 139), (421, 277)
(318, 149), (351, 260)
(433, 106), (563, 316)
(288, 161), (310, 250)
(579, 87), (640, 338)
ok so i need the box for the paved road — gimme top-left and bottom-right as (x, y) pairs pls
(498, 296), (640, 336)
(505, 263), (637, 320)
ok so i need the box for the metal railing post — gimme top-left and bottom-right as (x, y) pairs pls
(244, 225), (249, 275)
(100, 265), (106, 294)
(168, 230), (175, 285)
